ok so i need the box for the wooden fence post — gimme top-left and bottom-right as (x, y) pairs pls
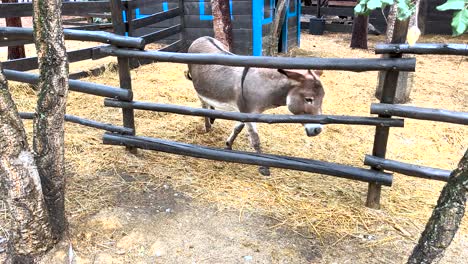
(110, 0), (137, 154)
(178, 0), (187, 51)
(366, 19), (409, 209)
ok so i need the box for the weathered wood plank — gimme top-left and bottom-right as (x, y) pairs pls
(184, 2), (251, 16)
(100, 46), (416, 72)
(102, 133), (393, 186)
(364, 155), (450, 182)
(0, 1), (111, 18)
(1, 46), (108, 71)
(184, 15), (252, 29)
(132, 7), (181, 29)
(141, 24), (182, 43)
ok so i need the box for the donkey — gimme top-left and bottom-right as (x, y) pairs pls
(186, 36), (325, 176)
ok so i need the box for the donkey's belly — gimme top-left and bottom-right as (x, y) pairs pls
(198, 95), (239, 112)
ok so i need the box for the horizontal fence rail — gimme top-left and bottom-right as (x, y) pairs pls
(70, 23), (114, 31)
(2, 46), (108, 71)
(3, 70), (132, 101)
(141, 24), (182, 44)
(364, 155), (451, 182)
(132, 8), (182, 29)
(375, 43), (468, 56)
(99, 47), (417, 71)
(0, 39), (32, 47)
(158, 40), (183, 53)
(103, 133), (393, 186)
(20, 112), (134, 135)
(104, 99), (405, 127)
(371, 103), (468, 125)
(0, 27), (145, 49)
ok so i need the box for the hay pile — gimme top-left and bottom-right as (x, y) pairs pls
(6, 33), (468, 252)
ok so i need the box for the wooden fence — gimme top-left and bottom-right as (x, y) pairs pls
(1, 0), (467, 209)
(0, 0), (183, 76)
(100, 41), (467, 209)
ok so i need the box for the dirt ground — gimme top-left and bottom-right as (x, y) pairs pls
(2, 28), (468, 263)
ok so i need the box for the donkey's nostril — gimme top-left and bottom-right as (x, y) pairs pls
(305, 124), (323, 137)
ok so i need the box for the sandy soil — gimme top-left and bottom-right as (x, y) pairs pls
(42, 186), (321, 263)
(2, 28), (467, 263)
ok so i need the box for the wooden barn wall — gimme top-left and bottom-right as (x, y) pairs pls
(130, 0), (301, 55)
(419, 0), (454, 35)
(130, 0), (181, 44)
(183, 0), (253, 55)
(301, 4), (387, 33)
(368, 7), (388, 33)
(260, 0), (300, 55)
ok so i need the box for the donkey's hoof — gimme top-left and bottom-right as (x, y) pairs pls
(225, 142), (232, 150)
(259, 166), (271, 176)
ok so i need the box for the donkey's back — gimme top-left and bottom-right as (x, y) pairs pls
(187, 37), (243, 112)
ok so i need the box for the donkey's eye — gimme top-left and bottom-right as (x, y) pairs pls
(304, 97), (314, 104)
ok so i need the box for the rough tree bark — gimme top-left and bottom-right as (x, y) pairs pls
(266, 0), (288, 56)
(408, 149), (468, 264)
(211, 0), (233, 51)
(2, 0), (26, 59)
(32, 0), (69, 240)
(0, 65), (54, 263)
(350, 14), (369, 49)
(385, 3), (397, 43)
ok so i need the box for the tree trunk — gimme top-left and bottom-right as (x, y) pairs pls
(350, 14), (369, 49)
(375, 2), (414, 104)
(3, 0), (26, 60)
(408, 149), (468, 264)
(0, 65), (54, 263)
(266, 0), (288, 56)
(32, 0), (69, 240)
(385, 3), (397, 43)
(211, 0), (233, 51)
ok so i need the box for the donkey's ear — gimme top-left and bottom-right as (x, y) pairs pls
(277, 69), (305, 81)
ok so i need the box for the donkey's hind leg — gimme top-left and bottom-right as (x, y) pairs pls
(246, 122), (270, 176)
(200, 100), (213, 132)
(225, 122), (245, 150)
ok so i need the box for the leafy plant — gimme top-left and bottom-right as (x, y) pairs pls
(354, 0), (468, 36)
(437, 0), (468, 36)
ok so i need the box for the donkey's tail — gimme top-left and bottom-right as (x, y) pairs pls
(184, 68), (192, 81)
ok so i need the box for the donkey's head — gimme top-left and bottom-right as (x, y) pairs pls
(278, 69), (325, 137)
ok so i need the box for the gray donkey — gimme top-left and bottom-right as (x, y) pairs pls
(186, 36), (325, 176)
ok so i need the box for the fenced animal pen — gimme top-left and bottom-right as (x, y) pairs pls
(1, 0), (467, 211)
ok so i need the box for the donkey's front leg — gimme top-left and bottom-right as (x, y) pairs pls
(225, 122), (245, 150)
(246, 122), (270, 176)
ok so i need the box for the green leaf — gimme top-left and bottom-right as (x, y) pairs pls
(397, 0), (415, 20)
(381, 0), (394, 5)
(436, 0), (466, 11)
(451, 8), (468, 36)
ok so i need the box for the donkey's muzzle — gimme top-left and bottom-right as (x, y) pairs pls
(304, 124), (323, 137)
